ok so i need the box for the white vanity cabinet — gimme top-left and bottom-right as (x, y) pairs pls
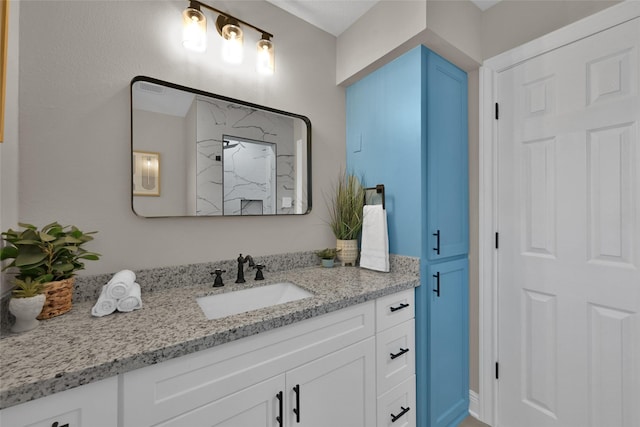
(375, 289), (417, 427)
(121, 301), (377, 426)
(0, 377), (118, 427)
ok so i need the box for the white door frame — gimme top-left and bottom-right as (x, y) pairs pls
(478, 2), (640, 425)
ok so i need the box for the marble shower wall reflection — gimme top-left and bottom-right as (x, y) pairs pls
(195, 97), (295, 215)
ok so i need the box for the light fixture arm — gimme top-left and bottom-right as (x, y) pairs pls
(189, 0), (273, 40)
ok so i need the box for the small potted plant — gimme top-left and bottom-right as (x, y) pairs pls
(8, 276), (47, 333)
(316, 248), (339, 268)
(1, 222), (100, 319)
(326, 172), (365, 266)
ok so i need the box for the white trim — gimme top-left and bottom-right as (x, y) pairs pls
(469, 389), (480, 420)
(478, 2), (640, 427)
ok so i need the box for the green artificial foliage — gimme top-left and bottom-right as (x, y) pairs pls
(0, 222), (101, 281)
(11, 276), (48, 298)
(315, 248), (339, 260)
(327, 172), (365, 240)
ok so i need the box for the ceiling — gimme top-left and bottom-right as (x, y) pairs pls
(266, 0), (503, 37)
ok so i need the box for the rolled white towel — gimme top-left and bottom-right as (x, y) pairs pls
(91, 285), (117, 317)
(106, 269), (136, 300)
(117, 282), (142, 313)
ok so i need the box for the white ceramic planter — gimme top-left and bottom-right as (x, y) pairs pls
(9, 294), (46, 333)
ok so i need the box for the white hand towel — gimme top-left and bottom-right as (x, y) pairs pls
(359, 205), (390, 272)
(91, 285), (117, 317)
(116, 282), (142, 312)
(106, 269), (136, 300)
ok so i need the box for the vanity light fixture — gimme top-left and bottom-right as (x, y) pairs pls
(181, 0), (275, 74)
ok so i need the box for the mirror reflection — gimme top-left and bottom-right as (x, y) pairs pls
(130, 76), (311, 217)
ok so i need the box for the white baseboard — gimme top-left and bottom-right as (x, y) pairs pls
(469, 390), (480, 419)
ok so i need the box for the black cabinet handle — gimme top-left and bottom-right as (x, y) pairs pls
(391, 406), (411, 423)
(432, 230), (441, 255)
(276, 391), (283, 427)
(390, 348), (410, 360)
(293, 384), (301, 423)
(433, 272), (440, 297)
(390, 303), (409, 312)
(51, 423), (69, 427)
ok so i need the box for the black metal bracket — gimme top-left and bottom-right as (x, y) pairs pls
(391, 406), (411, 423)
(364, 184), (385, 210)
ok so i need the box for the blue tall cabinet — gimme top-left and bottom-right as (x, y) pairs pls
(346, 46), (469, 427)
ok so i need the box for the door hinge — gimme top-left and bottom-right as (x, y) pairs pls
(495, 103), (499, 120)
(495, 362), (499, 380)
(495, 232), (499, 249)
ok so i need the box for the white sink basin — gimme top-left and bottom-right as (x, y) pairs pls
(197, 282), (314, 320)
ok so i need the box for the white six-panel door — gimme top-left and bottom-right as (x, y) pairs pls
(497, 17), (640, 427)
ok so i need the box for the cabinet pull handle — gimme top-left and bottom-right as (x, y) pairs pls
(276, 391), (283, 427)
(433, 272), (440, 297)
(390, 348), (410, 360)
(390, 406), (411, 423)
(432, 230), (441, 255)
(51, 423), (69, 427)
(389, 303), (409, 312)
(293, 384), (301, 423)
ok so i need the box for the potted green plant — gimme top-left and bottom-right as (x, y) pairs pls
(315, 248), (339, 268)
(326, 172), (365, 266)
(8, 277), (47, 333)
(0, 222), (100, 319)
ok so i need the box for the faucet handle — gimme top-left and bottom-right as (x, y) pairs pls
(254, 264), (265, 281)
(210, 269), (226, 287)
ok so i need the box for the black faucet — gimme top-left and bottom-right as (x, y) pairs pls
(210, 269), (226, 287)
(235, 254), (255, 283)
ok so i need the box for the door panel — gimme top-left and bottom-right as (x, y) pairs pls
(497, 17), (640, 427)
(427, 258), (469, 427)
(426, 51), (469, 261)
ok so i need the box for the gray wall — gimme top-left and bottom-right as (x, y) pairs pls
(5, 0), (344, 286)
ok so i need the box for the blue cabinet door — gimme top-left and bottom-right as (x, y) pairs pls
(425, 51), (469, 261)
(426, 258), (469, 427)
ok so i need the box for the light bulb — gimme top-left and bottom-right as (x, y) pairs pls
(182, 7), (206, 52)
(256, 38), (274, 75)
(221, 23), (243, 64)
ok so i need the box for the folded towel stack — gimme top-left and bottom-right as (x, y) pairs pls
(91, 269), (143, 317)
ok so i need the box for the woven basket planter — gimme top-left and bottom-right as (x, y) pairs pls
(336, 239), (359, 266)
(37, 278), (75, 320)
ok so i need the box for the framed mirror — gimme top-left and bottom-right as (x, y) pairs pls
(130, 76), (311, 217)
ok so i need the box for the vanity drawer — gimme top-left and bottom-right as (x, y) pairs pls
(376, 318), (415, 395)
(0, 377), (117, 427)
(377, 375), (416, 427)
(376, 289), (414, 332)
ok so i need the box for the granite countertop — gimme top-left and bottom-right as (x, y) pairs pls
(0, 265), (419, 410)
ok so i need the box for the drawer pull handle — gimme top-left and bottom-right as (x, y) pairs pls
(276, 391), (283, 427)
(389, 303), (409, 312)
(433, 272), (441, 297)
(391, 406), (411, 423)
(51, 423), (69, 427)
(293, 384), (301, 423)
(390, 348), (410, 360)
(433, 229), (441, 255)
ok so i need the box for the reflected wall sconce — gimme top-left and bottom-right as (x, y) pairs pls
(182, 0), (275, 75)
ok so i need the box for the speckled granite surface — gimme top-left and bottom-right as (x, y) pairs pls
(0, 254), (419, 410)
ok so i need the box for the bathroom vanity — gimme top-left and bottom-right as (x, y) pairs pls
(0, 263), (419, 427)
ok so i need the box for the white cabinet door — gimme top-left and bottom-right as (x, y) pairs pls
(154, 375), (285, 427)
(0, 377), (117, 427)
(285, 337), (376, 427)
